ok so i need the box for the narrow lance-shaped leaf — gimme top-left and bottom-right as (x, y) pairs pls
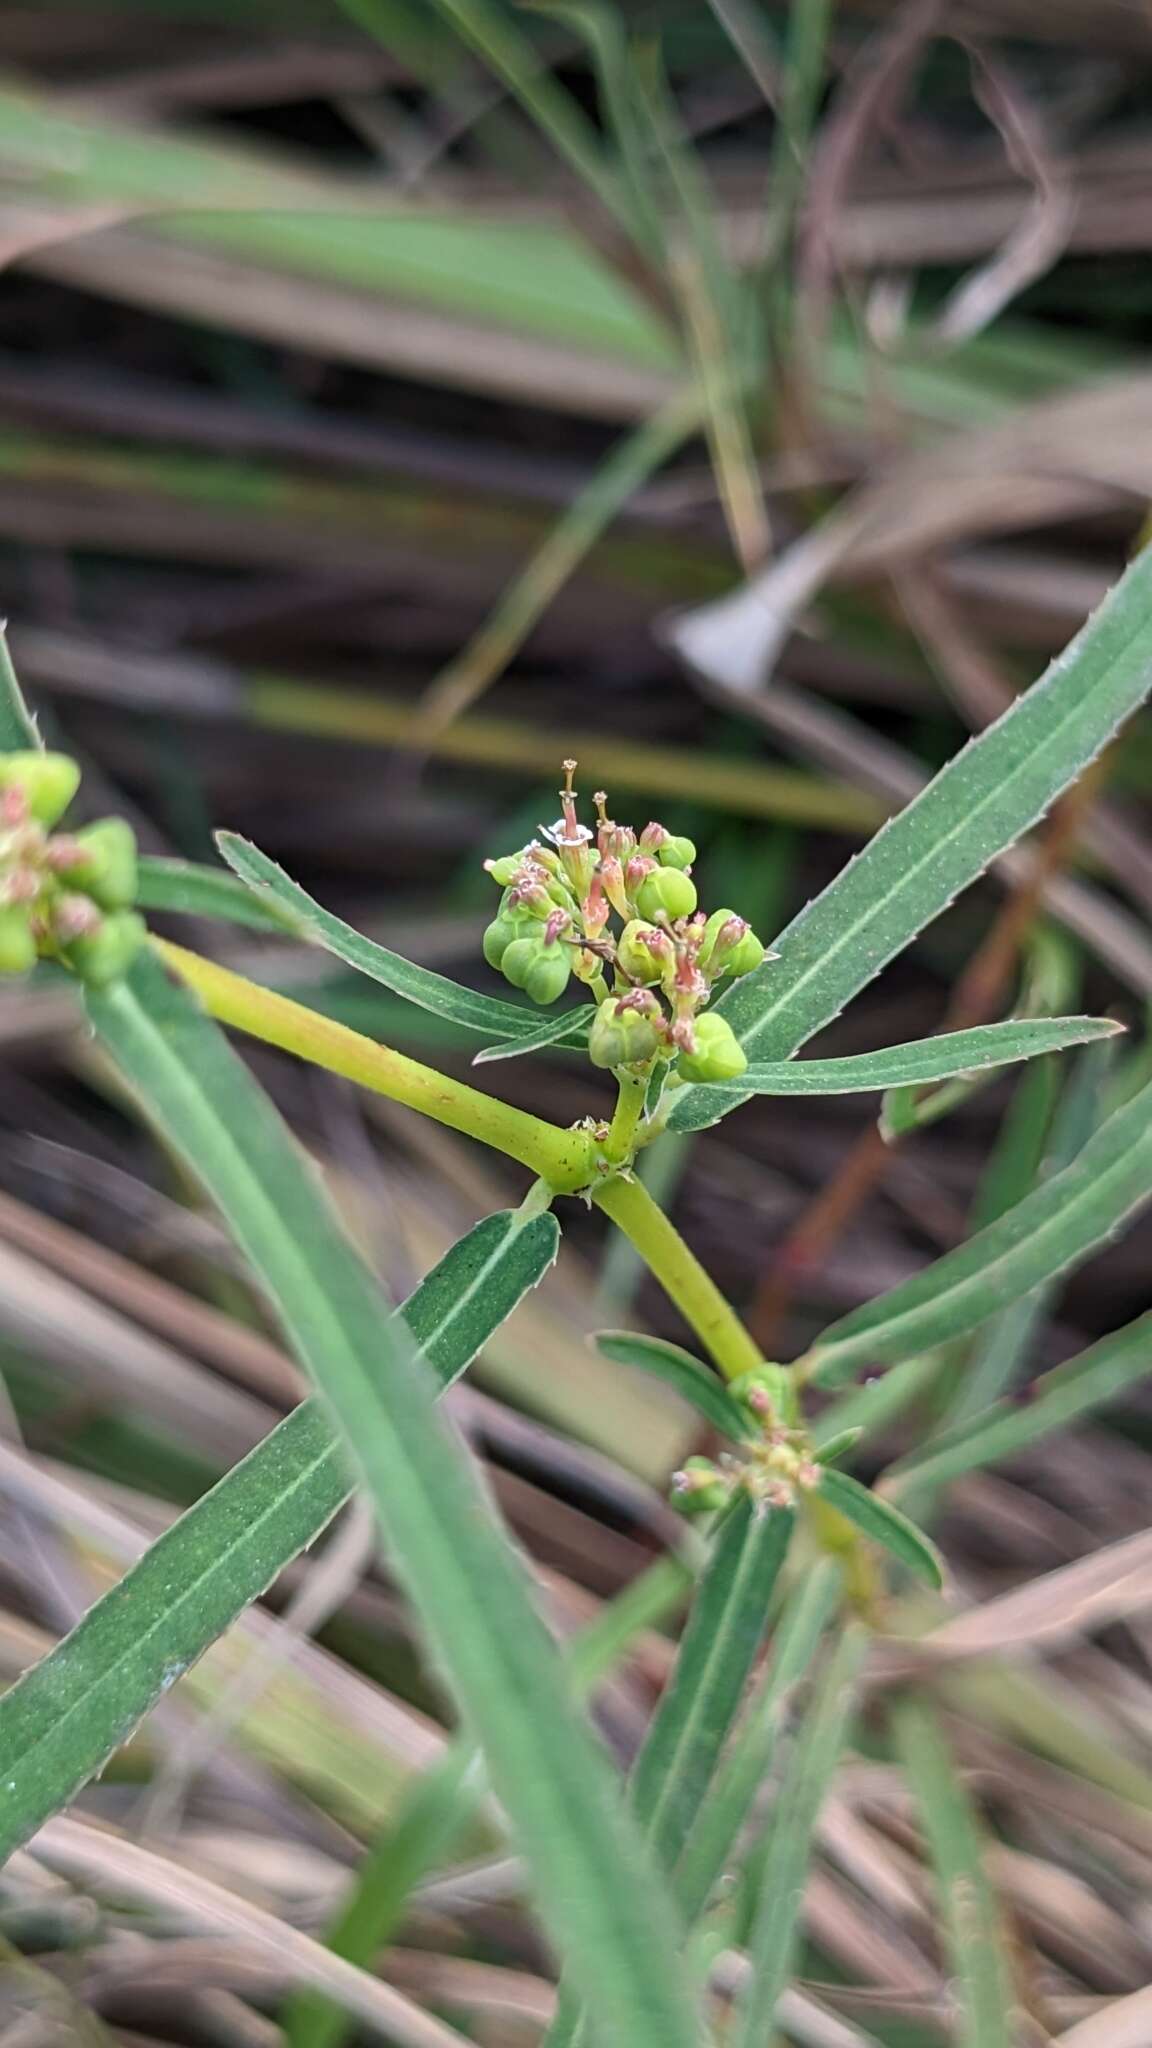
(218, 831), (590, 1047)
(892, 1698), (1015, 2048)
(736, 1626), (868, 2040)
(76, 952), (699, 2048)
(670, 544), (1152, 1133)
(807, 1073), (1152, 1387)
(473, 1006), (590, 1064)
(0, 628), (41, 751)
(137, 856), (307, 935)
(629, 1499), (794, 1869)
(887, 1309), (1152, 1499)
(816, 1468), (944, 1589)
(675, 1560), (842, 1923)
(0, 1200), (560, 1861)
(687, 1016), (1120, 1102)
(594, 1330), (754, 1438)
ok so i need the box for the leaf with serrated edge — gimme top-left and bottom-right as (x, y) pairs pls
(670, 546), (1152, 1133)
(594, 1330), (753, 1438)
(817, 1468), (944, 1588)
(72, 952), (698, 2048)
(808, 1074), (1152, 1386)
(694, 1017), (1120, 1098)
(218, 832), (588, 1047)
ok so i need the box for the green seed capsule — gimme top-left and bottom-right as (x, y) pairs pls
(588, 997), (662, 1069)
(500, 934), (543, 990)
(55, 817), (138, 910)
(616, 919), (670, 985)
(0, 905), (36, 975)
(486, 855), (523, 887)
(727, 929), (765, 978)
(635, 867), (697, 923)
(482, 915), (516, 971)
(0, 752), (80, 828)
(678, 1012), (748, 1083)
(657, 834), (696, 871)
(523, 942), (571, 1006)
(64, 910), (147, 989)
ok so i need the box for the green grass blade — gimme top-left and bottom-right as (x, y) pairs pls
(630, 1500), (794, 1869)
(671, 543), (1152, 1133)
(815, 1470), (944, 1588)
(675, 1560), (842, 1922)
(807, 1074), (1152, 1386)
(0, 1198), (560, 1862)
(594, 1331), (753, 1438)
(887, 1309), (1152, 1499)
(217, 832), (588, 1047)
(892, 1698), (1015, 2048)
(736, 1625), (868, 2040)
(76, 952), (699, 2048)
(686, 1017), (1121, 1102)
(290, 1553), (693, 2048)
(137, 856), (307, 934)
(0, 628), (41, 751)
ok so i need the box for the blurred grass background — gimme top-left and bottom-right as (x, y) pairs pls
(2, 3), (1152, 2043)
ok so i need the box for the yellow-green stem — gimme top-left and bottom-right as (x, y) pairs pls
(152, 939), (597, 1194)
(593, 1172), (767, 1386)
(603, 1070), (648, 1167)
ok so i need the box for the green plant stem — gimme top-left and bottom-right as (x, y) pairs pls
(593, 1172), (770, 1388)
(152, 940), (597, 1194)
(604, 1070), (649, 1166)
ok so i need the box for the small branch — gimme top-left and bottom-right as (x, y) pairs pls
(152, 939), (598, 1196)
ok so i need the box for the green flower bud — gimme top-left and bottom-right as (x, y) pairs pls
(698, 907), (741, 970)
(729, 1367), (781, 1422)
(635, 867), (697, 923)
(616, 920), (670, 985)
(588, 996), (663, 1070)
(671, 1457), (731, 1515)
(54, 818), (138, 910)
(523, 940), (571, 1006)
(0, 752), (80, 828)
(678, 1012), (747, 1083)
(0, 905), (36, 975)
(64, 910), (147, 989)
(657, 833), (696, 871)
(500, 934), (543, 990)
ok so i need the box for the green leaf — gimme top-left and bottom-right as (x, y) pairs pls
(816, 1469), (944, 1589)
(0, 628), (41, 751)
(0, 1199), (560, 1861)
(670, 544), (1152, 1133)
(675, 1560), (842, 1922)
(807, 1074), (1152, 1386)
(217, 832), (589, 1047)
(630, 1499), (794, 1870)
(811, 1426), (863, 1466)
(594, 1330), (753, 1438)
(75, 952), (699, 2048)
(691, 1017), (1121, 1100)
(735, 1626), (868, 2039)
(892, 1698), (1014, 2048)
(137, 855), (307, 935)
(473, 1006), (591, 1064)
(887, 1308), (1152, 1499)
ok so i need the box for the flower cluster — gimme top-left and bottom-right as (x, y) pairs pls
(672, 1370), (822, 1518)
(483, 763), (767, 1085)
(0, 752), (145, 987)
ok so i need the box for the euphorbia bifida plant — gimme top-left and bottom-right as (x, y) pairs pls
(2, 549), (1152, 2048)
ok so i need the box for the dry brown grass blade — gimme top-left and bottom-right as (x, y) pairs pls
(24, 1817), (472, 2048)
(882, 1529), (1152, 1668)
(1054, 1985), (1152, 2048)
